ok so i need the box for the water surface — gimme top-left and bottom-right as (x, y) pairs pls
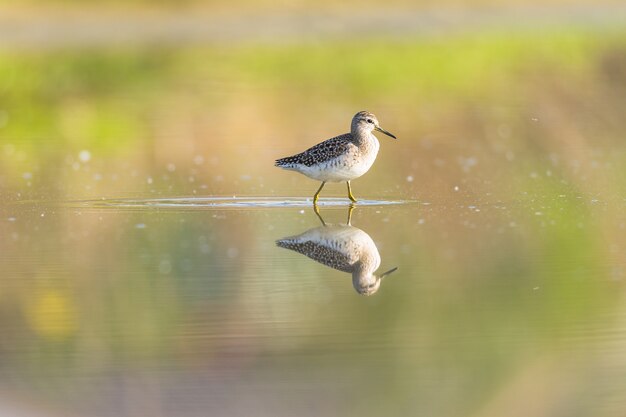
(2, 194), (625, 416)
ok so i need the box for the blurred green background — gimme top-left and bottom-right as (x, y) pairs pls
(1, 1), (626, 416)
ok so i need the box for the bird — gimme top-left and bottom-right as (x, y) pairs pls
(276, 206), (398, 296)
(275, 111), (396, 205)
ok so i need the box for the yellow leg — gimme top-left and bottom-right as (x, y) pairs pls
(313, 181), (326, 206)
(347, 181), (357, 203)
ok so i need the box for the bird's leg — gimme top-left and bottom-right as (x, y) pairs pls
(313, 181), (326, 206)
(346, 181), (357, 203)
(346, 204), (355, 225)
(313, 204), (327, 226)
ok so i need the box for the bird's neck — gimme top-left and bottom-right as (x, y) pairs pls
(351, 127), (378, 148)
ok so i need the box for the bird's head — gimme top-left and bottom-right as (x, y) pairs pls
(351, 111), (397, 139)
(353, 266), (398, 296)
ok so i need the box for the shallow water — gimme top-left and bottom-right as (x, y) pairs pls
(2, 194), (626, 416)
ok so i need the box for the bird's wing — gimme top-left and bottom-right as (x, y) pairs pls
(276, 239), (354, 273)
(275, 134), (354, 167)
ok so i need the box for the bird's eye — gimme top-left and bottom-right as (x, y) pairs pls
(366, 119), (373, 124)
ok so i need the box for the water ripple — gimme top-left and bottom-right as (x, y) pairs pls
(61, 196), (414, 211)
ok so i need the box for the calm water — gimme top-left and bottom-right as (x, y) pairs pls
(2, 194), (626, 416)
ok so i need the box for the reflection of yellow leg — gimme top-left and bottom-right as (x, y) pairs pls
(313, 182), (326, 206)
(347, 181), (357, 203)
(346, 204), (355, 225)
(313, 204), (326, 226)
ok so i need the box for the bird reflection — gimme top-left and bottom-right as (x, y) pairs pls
(276, 206), (397, 295)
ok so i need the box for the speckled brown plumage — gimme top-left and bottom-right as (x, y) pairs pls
(275, 134), (355, 168)
(276, 239), (354, 273)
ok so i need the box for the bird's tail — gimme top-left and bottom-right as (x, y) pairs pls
(275, 156), (298, 169)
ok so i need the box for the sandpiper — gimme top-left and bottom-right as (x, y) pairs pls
(275, 111), (396, 204)
(276, 207), (397, 295)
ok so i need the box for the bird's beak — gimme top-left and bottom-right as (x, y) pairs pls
(375, 126), (397, 139)
(379, 267), (398, 279)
